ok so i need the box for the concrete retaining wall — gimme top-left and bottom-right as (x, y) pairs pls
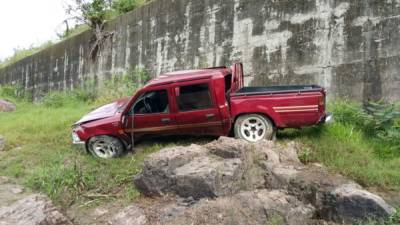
(1, 0), (400, 102)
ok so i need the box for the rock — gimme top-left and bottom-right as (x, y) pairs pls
(173, 156), (243, 199)
(0, 194), (72, 225)
(164, 189), (315, 225)
(134, 137), (395, 224)
(265, 164), (396, 223)
(134, 138), (265, 199)
(0, 136), (5, 151)
(0, 100), (16, 112)
(109, 204), (147, 225)
(134, 144), (208, 196)
(0, 176), (9, 185)
(325, 183), (396, 223)
(10, 187), (23, 194)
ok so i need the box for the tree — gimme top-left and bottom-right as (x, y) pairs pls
(65, 0), (114, 59)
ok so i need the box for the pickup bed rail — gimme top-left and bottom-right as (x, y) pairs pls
(232, 85), (323, 96)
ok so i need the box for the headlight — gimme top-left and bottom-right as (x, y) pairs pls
(71, 132), (83, 144)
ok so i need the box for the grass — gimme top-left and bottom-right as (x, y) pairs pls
(280, 124), (400, 190)
(0, 91), (211, 208)
(278, 102), (400, 191)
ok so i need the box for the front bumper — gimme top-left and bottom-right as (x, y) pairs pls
(72, 132), (85, 145)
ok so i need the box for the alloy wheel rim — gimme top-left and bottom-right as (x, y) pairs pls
(92, 141), (117, 159)
(240, 117), (266, 142)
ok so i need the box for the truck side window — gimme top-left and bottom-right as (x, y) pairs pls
(130, 90), (169, 114)
(177, 84), (213, 111)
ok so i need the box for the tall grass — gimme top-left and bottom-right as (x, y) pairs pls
(281, 99), (400, 191)
(0, 71), (214, 207)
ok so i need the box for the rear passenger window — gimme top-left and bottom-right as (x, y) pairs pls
(177, 84), (213, 111)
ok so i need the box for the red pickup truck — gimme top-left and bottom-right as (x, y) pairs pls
(72, 63), (332, 159)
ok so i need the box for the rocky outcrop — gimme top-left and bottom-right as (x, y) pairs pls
(0, 177), (72, 225)
(0, 194), (72, 225)
(109, 204), (147, 225)
(133, 137), (395, 225)
(163, 189), (315, 225)
(134, 138), (265, 199)
(0, 100), (16, 112)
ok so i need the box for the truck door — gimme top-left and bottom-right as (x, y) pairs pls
(230, 62), (244, 93)
(173, 80), (224, 136)
(124, 87), (178, 139)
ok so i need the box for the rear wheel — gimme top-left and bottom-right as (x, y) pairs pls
(234, 114), (274, 142)
(87, 135), (125, 159)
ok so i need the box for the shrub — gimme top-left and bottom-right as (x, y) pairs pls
(362, 101), (400, 151)
(331, 99), (400, 153)
(41, 92), (71, 108)
(112, 0), (142, 13)
(331, 99), (365, 128)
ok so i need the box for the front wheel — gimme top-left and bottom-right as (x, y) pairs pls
(234, 114), (275, 142)
(87, 135), (125, 159)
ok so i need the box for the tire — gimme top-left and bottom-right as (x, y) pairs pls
(234, 114), (275, 142)
(87, 135), (125, 159)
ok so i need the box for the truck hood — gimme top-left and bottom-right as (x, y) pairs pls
(75, 97), (131, 125)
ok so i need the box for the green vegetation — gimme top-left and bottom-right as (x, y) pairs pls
(0, 71), (213, 208)
(280, 100), (400, 191)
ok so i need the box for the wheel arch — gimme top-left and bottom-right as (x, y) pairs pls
(232, 112), (276, 128)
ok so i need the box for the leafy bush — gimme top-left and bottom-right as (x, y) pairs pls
(331, 100), (365, 127)
(112, 0), (144, 13)
(96, 68), (150, 104)
(362, 101), (400, 151)
(331, 100), (400, 153)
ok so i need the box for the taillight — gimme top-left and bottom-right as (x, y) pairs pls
(319, 96), (324, 106)
(319, 95), (325, 111)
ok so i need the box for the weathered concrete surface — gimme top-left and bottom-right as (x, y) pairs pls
(1, 0), (400, 102)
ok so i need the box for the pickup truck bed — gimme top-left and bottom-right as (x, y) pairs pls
(233, 85), (323, 96)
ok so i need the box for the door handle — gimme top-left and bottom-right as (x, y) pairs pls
(161, 118), (171, 123)
(205, 113), (215, 118)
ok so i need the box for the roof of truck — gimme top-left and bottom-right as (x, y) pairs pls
(146, 67), (230, 87)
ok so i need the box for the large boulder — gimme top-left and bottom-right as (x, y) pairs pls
(264, 161), (396, 223)
(0, 99), (16, 112)
(0, 194), (72, 225)
(134, 144), (208, 196)
(134, 137), (396, 224)
(134, 138), (266, 199)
